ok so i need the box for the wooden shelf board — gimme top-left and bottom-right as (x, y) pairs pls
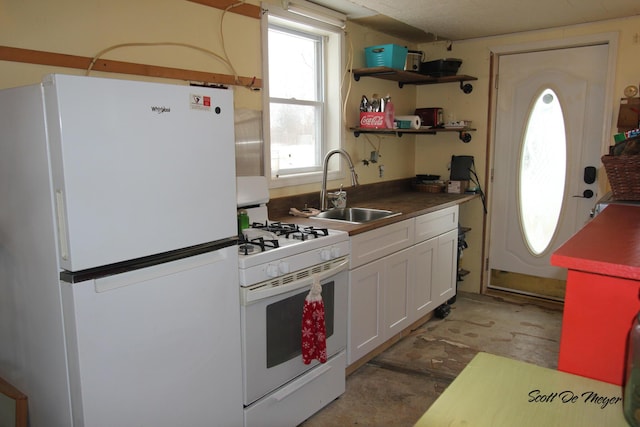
(0, 45), (262, 88)
(350, 127), (475, 136)
(186, 0), (261, 19)
(351, 67), (477, 86)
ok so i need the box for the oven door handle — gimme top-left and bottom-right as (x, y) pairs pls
(241, 257), (349, 305)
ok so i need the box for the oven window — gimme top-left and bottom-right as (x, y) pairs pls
(266, 281), (335, 368)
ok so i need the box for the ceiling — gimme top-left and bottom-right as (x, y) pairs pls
(311, 0), (640, 42)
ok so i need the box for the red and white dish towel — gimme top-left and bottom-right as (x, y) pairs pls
(301, 275), (327, 364)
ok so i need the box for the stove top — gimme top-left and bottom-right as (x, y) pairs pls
(238, 222), (348, 267)
(236, 176), (350, 287)
(239, 221), (333, 254)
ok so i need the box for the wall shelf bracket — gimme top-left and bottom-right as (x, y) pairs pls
(459, 132), (472, 143)
(459, 81), (473, 93)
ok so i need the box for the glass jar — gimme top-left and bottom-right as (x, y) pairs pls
(624, 311), (640, 426)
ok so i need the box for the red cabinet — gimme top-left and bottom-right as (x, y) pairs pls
(551, 204), (640, 385)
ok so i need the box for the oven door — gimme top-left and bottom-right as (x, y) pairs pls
(240, 258), (348, 406)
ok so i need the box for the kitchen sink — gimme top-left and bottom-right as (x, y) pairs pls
(311, 207), (401, 224)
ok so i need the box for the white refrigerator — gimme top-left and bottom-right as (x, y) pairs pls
(0, 74), (243, 426)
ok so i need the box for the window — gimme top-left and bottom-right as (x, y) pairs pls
(262, 2), (344, 188)
(519, 88), (566, 255)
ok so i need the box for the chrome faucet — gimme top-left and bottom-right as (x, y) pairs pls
(320, 149), (359, 211)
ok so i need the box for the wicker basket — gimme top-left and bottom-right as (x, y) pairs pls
(601, 154), (640, 200)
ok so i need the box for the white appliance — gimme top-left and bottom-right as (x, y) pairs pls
(236, 177), (349, 427)
(0, 74), (243, 426)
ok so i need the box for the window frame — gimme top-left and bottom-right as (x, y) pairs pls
(261, 2), (345, 189)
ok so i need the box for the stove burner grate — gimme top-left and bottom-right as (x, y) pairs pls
(250, 221), (329, 241)
(238, 234), (280, 255)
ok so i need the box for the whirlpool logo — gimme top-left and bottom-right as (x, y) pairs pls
(151, 106), (171, 114)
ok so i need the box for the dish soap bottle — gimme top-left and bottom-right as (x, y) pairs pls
(624, 311), (640, 426)
(237, 209), (249, 237)
(384, 95), (395, 128)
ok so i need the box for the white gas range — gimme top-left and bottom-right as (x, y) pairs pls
(236, 176), (349, 294)
(236, 176), (349, 427)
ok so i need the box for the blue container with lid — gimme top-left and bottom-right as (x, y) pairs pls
(364, 44), (408, 69)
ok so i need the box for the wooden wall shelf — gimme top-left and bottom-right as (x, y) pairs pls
(352, 67), (477, 91)
(350, 127), (475, 142)
(0, 45), (262, 89)
(187, 0), (261, 19)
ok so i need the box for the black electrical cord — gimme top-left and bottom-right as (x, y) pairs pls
(469, 165), (487, 214)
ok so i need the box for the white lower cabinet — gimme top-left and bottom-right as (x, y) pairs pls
(412, 237), (438, 321)
(384, 247), (413, 337)
(349, 260), (385, 364)
(432, 228), (458, 307)
(348, 245), (415, 365)
(348, 206), (459, 366)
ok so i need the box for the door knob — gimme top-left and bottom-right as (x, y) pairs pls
(573, 189), (594, 198)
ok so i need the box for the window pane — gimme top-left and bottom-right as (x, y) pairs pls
(268, 26), (319, 101)
(519, 88), (566, 255)
(266, 11), (343, 183)
(270, 102), (320, 173)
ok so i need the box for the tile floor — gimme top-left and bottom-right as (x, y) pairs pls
(300, 291), (564, 426)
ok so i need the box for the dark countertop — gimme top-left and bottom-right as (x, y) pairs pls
(268, 178), (479, 236)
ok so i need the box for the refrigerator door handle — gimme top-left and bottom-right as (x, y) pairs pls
(55, 190), (69, 260)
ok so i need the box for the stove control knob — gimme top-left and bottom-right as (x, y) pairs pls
(320, 246), (341, 261)
(330, 247), (342, 258)
(278, 261), (290, 274)
(266, 264), (279, 278)
(320, 248), (333, 261)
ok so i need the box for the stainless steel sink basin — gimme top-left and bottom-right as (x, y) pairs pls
(311, 207), (401, 224)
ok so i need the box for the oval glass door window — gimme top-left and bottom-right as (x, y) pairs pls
(519, 88), (566, 255)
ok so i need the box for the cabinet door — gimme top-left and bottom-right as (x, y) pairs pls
(412, 237), (437, 322)
(348, 260), (384, 365)
(432, 229), (458, 307)
(384, 247), (414, 338)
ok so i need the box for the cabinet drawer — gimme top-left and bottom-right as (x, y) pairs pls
(415, 205), (458, 243)
(350, 219), (414, 269)
(244, 351), (346, 427)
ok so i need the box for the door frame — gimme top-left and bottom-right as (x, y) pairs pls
(481, 32), (619, 293)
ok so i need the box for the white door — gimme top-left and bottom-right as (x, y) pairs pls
(489, 44), (609, 287)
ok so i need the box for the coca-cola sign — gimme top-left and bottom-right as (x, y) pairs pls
(360, 112), (385, 129)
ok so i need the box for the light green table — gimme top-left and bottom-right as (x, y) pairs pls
(415, 352), (629, 427)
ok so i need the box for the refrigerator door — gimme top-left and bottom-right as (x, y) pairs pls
(61, 247), (243, 426)
(44, 74), (236, 272)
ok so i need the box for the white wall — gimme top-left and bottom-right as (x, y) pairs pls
(0, 0), (263, 110)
